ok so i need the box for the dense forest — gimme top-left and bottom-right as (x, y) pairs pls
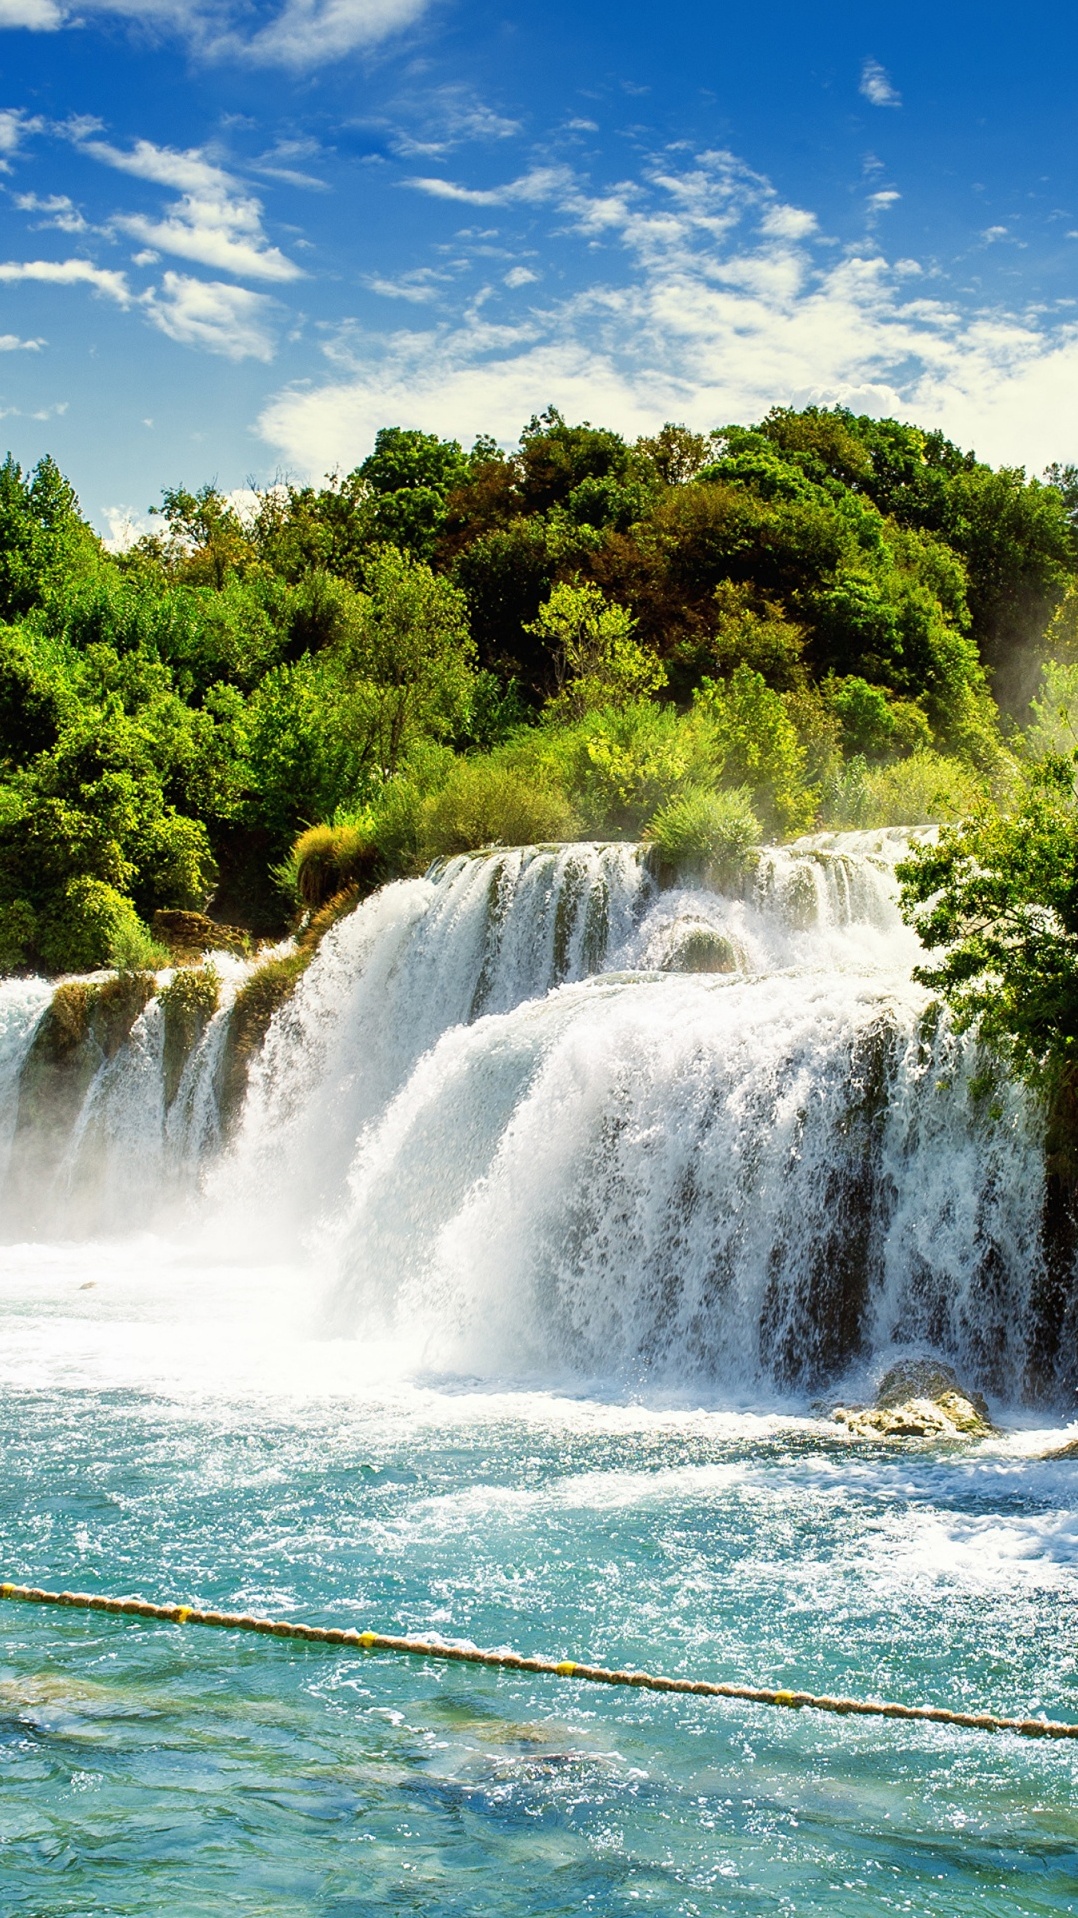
(3, 402), (1078, 980)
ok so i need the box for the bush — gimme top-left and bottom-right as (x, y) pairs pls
(284, 819), (379, 910)
(37, 877), (159, 975)
(644, 787), (759, 883)
(822, 749), (986, 828)
(420, 758), (575, 859)
(0, 898), (37, 973)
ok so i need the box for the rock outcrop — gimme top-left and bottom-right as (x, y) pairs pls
(831, 1357), (996, 1440)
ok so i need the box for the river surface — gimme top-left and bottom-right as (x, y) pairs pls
(2, 1244), (1077, 1916)
(2, 837), (1077, 1913)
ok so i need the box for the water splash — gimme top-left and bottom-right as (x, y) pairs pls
(0, 831), (1058, 1398)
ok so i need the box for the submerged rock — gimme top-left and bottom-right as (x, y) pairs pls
(832, 1356), (996, 1440)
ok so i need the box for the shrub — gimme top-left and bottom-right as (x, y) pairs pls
(37, 877), (159, 975)
(0, 898), (37, 973)
(419, 758), (575, 859)
(284, 819), (379, 910)
(823, 750), (986, 828)
(644, 787), (759, 884)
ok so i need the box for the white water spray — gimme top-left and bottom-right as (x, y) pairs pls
(0, 832), (1057, 1397)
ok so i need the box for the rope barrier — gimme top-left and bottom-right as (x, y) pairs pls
(2, 1580), (1075, 1743)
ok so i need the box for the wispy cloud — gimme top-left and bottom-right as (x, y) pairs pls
(0, 0), (433, 68)
(0, 255), (131, 301)
(13, 190), (87, 231)
(0, 0), (62, 28)
(0, 250), (278, 358)
(0, 107), (43, 169)
(141, 270), (279, 358)
(860, 59), (901, 108)
(78, 135), (303, 281)
(258, 146), (1078, 477)
(250, 138), (330, 191)
(406, 165), (573, 209)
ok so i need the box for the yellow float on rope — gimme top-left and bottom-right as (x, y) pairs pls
(0, 1580), (1073, 1743)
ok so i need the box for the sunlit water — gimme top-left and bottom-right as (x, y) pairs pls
(2, 1247), (1078, 1915)
(2, 838), (1078, 1912)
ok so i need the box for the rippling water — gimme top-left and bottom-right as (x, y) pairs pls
(2, 1244), (1077, 1915)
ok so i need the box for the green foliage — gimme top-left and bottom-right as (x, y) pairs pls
(696, 665), (814, 835)
(2, 399), (1073, 976)
(823, 750), (986, 829)
(1026, 660), (1078, 758)
(0, 454), (98, 623)
(897, 755), (1078, 1085)
(37, 876), (158, 976)
(420, 758), (575, 858)
(527, 581), (666, 718)
(644, 787), (759, 882)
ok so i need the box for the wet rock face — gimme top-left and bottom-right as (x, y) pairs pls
(832, 1356), (996, 1440)
(660, 927), (739, 975)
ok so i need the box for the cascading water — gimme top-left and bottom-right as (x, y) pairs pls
(5, 832), (1078, 1918)
(0, 830), (1055, 1399)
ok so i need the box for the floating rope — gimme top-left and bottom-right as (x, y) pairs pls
(2, 1580), (1075, 1742)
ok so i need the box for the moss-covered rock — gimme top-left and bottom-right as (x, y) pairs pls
(219, 949), (313, 1123)
(832, 1357), (996, 1440)
(661, 927), (739, 974)
(10, 972), (157, 1201)
(159, 964), (221, 1109)
(152, 909), (249, 961)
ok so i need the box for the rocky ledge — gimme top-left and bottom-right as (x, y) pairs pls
(831, 1357), (996, 1441)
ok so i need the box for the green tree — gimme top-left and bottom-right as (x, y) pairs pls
(526, 581), (665, 718)
(897, 755), (1078, 1083)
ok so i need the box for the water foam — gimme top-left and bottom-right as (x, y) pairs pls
(0, 831), (1058, 1398)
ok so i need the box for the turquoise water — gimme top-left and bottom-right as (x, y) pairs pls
(2, 1245), (1077, 1915)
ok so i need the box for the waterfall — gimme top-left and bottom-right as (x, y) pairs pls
(0, 831), (1062, 1400)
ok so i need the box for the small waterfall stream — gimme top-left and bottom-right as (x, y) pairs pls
(0, 831), (1059, 1398)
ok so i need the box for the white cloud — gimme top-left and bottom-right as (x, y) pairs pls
(365, 269), (440, 302)
(0, 256), (131, 301)
(228, 0), (429, 67)
(0, 331), (43, 347)
(0, 106), (43, 168)
(14, 190), (87, 231)
(101, 503), (151, 551)
(860, 59), (901, 108)
(867, 189), (901, 217)
(0, 0), (433, 67)
(406, 166), (574, 209)
(78, 135), (302, 281)
(257, 147), (1078, 478)
(0, 0), (61, 27)
(760, 204), (818, 241)
(504, 265), (539, 288)
(0, 249), (276, 358)
(140, 270), (278, 358)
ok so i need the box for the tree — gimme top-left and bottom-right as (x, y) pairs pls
(896, 755), (1078, 1084)
(147, 484), (255, 590)
(0, 453), (97, 622)
(342, 546), (476, 776)
(526, 581), (666, 718)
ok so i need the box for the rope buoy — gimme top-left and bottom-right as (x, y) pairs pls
(2, 1580), (1075, 1742)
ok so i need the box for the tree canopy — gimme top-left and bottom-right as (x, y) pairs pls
(0, 402), (1073, 973)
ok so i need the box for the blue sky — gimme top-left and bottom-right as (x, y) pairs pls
(0, 0), (1073, 536)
